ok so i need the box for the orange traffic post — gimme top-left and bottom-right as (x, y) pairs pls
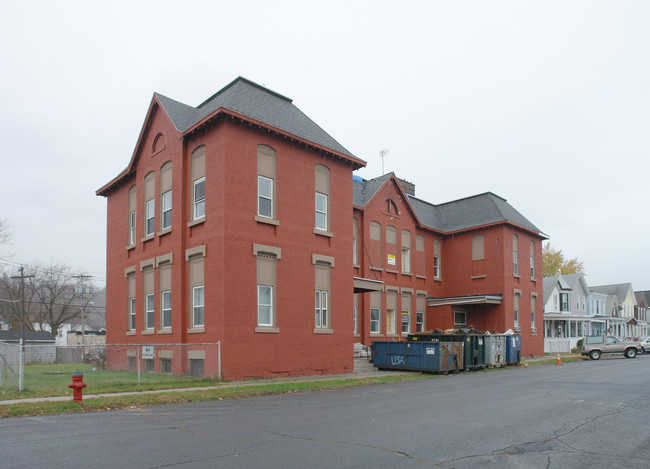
(555, 353), (562, 365)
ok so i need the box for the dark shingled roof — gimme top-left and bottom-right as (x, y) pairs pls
(0, 330), (56, 342)
(354, 174), (543, 235)
(156, 77), (357, 159)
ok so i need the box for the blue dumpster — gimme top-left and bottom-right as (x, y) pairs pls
(505, 335), (521, 364)
(372, 341), (463, 373)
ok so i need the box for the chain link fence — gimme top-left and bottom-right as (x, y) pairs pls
(0, 341), (220, 399)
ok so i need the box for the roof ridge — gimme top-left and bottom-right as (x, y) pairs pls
(197, 76), (292, 109)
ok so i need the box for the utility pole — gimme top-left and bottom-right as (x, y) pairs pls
(12, 266), (34, 392)
(73, 274), (92, 360)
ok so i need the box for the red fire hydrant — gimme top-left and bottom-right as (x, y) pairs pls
(68, 371), (87, 403)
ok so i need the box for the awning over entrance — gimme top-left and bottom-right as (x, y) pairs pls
(427, 294), (502, 307)
(353, 277), (383, 293)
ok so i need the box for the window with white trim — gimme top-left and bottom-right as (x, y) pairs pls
(513, 234), (519, 277)
(315, 290), (328, 329)
(161, 290), (171, 328)
(258, 176), (273, 218)
(314, 164), (330, 233)
(145, 199), (155, 236)
(315, 192), (328, 231)
(129, 211), (136, 245)
(145, 293), (154, 330)
(258, 285), (273, 326)
(416, 311), (424, 332)
(531, 294), (537, 332)
(530, 240), (535, 278)
(129, 297), (136, 331)
(161, 190), (172, 230)
(193, 177), (205, 220)
(144, 172), (155, 237)
(370, 307), (380, 333)
(193, 286), (204, 327)
(514, 292), (520, 330)
(401, 310), (410, 334)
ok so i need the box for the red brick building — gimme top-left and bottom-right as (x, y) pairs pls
(97, 78), (545, 380)
(352, 174), (546, 357)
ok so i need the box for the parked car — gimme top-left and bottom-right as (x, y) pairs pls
(581, 335), (640, 360)
(638, 336), (650, 354)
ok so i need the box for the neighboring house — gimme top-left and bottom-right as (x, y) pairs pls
(543, 273), (599, 352)
(634, 291), (650, 338)
(352, 174), (546, 357)
(0, 330), (56, 364)
(590, 283), (640, 339)
(97, 77), (547, 379)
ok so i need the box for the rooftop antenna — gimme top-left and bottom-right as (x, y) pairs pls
(379, 148), (389, 175)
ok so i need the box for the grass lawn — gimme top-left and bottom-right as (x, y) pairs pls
(1, 363), (220, 400)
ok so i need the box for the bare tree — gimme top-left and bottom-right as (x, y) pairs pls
(28, 263), (91, 338)
(0, 270), (28, 329)
(0, 218), (11, 246)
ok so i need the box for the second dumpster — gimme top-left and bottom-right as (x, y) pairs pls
(408, 331), (486, 370)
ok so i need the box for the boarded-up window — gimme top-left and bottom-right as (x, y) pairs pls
(472, 235), (484, 260)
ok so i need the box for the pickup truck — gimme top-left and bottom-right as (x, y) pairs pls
(581, 335), (639, 360)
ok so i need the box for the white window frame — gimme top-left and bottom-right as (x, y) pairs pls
(129, 211), (136, 245)
(433, 256), (440, 279)
(161, 290), (171, 329)
(531, 297), (536, 332)
(370, 307), (380, 333)
(145, 293), (154, 330)
(193, 177), (205, 220)
(129, 297), (136, 331)
(353, 306), (358, 334)
(145, 199), (155, 236)
(530, 254), (535, 278)
(513, 250), (519, 276)
(416, 311), (424, 332)
(315, 192), (328, 231)
(257, 284), (273, 326)
(514, 294), (520, 330)
(161, 190), (172, 230)
(257, 175), (273, 219)
(315, 289), (328, 329)
(192, 285), (204, 327)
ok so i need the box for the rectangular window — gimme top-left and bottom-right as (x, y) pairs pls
(531, 296), (537, 332)
(433, 239), (441, 279)
(161, 190), (172, 230)
(194, 177), (205, 220)
(401, 310), (410, 334)
(560, 293), (569, 312)
(145, 199), (155, 236)
(386, 309), (395, 334)
(353, 306), (358, 334)
(514, 293), (520, 330)
(258, 176), (273, 218)
(160, 358), (172, 374)
(401, 247), (410, 273)
(416, 311), (424, 332)
(454, 311), (466, 326)
(258, 285), (273, 326)
(315, 192), (328, 231)
(472, 235), (484, 260)
(513, 235), (519, 277)
(129, 297), (136, 331)
(161, 290), (171, 329)
(315, 290), (328, 328)
(129, 211), (136, 245)
(370, 307), (380, 333)
(193, 286), (204, 327)
(433, 256), (440, 279)
(145, 293), (154, 330)
(530, 241), (535, 278)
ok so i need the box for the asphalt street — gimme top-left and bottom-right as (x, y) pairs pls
(2, 356), (649, 468)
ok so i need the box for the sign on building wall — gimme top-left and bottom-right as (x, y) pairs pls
(142, 345), (155, 359)
(387, 254), (396, 266)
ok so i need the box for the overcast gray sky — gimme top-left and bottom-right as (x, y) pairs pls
(1, 1), (648, 290)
